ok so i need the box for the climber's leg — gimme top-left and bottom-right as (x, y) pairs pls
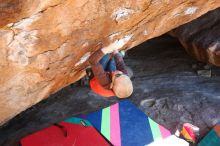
(106, 57), (116, 72)
(99, 54), (111, 71)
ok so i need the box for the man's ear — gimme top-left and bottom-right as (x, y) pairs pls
(110, 82), (113, 89)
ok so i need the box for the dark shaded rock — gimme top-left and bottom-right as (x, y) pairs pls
(140, 98), (156, 107)
(171, 7), (220, 66)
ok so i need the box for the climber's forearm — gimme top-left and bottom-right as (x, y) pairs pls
(91, 63), (111, 89)
(89, 37), (128, 65)
(114, 53), (128, 75)
(89, 49), (105, 65)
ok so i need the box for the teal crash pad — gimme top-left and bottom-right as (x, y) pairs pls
(198, 121), (220, 146)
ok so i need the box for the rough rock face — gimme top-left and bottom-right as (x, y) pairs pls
(0, 0), (220, 125)
(171, 7), (220, 66)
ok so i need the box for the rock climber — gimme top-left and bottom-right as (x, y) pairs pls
(87, 42), (133, 98)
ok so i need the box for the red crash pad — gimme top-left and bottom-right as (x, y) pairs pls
(20, 118), (110, 146)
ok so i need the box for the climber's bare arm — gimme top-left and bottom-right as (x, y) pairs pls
(114, 53), (128, 75)
(91, 63), (111, 89)
(88, 49), (111, 89)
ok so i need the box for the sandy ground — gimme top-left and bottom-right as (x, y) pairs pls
(1, 35), (220, 146)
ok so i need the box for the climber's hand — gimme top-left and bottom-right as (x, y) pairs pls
(101, 39), (125, 54)
(113, 50), (119, 55)
(102, 35), (132, 54)
(101, 42), (117, 54)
